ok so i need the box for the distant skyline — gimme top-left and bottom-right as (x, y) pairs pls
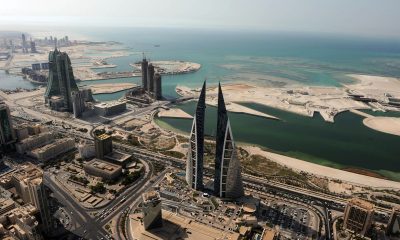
(1, 0), (400, 39)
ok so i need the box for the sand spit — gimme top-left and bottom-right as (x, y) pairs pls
(86, 83), (136, 94)
(244, 146), (400, 189)
(157, 108), (193, 119)
(363, 117), (400, 136)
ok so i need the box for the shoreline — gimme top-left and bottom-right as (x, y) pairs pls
(153, 116), (400, 188)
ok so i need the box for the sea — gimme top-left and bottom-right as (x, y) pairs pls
(1, 27), (400, 180)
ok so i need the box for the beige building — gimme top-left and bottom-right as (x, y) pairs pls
(84, 159), (122, 180)
(0, 204), (39, 240)
(343, 198), (374, 236)
(0, 163), (52, 232)
(16, 132), (54, 154)
(29, 138), (75, 161)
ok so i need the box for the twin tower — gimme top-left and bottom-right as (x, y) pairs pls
(186, 82), (244, 200)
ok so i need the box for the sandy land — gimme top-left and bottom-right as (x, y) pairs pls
(157, 108), (193, 119)
(363, 117), (400, 136)
(345, 74), (400, 100)
(176, 83), (370, 122)
(86, 83), (136, 94)
(243, 146), (400, 189)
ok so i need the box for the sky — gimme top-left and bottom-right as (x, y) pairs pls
(1, 0), (400, 38)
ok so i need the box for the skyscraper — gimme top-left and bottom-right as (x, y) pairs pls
(147, 63), (155, 93)
(0, 102), (16, 154)
(21, 34), (27, 53)
(44, 49), (79, 112)
(214, 83), (244, 199)
(186, 81), (206, 190)
(95, 133), (113, 159)
(154, 73), (162, 100)
(141, 57), (148, 91)
(71, 90), (86, 118)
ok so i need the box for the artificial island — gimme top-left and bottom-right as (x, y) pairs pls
(0, 32), (399, 240)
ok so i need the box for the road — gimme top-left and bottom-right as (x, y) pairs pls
(44, 173), (110, 239)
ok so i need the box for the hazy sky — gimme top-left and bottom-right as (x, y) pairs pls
(1, 0), (400, 38)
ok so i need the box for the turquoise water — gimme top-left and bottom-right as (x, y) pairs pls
(0, 70), (37, 90)
(2, 28), (400, 179)
(155, 101), (400, 181)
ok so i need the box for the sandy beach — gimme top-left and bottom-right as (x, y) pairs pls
(363, 117), (400, 136)
(157, 108), (193, 119)
(243, 146), (400, 189)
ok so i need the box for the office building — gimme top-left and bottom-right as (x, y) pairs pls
(44, 48), (79, 112)
(186, 81), (206, 190)
(84, 159), (122, 180)
(343, 198), (374, 236)
(78, 141), (95, 159)
(94, 101), (126, 116)
(214, 83), (244, 199)
(31, 63), (41, 71)
(29, 138), (75, 162)
(30, 41), (37, 53)
(0, 102), (16, 154)
(142, 191), (162, 230)
(141, 57), (148, 91)
(154, 73), (162, 100)
(147, 63), (155, 93)
(41, 62), (49, 70)
(71, 90), (85, 118)
(386, 207), (400, 236)
(95, 134), (113, 159)
(21, 34), (28, 53)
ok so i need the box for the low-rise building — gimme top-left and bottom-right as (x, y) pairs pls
(15, 132), (54, 154)
(94, 101), (126, 116)
(343, 198), (374, 236)
(84, 159), (122, 180)
(0, 163), (51, 233)
(29, 138), (75, 161)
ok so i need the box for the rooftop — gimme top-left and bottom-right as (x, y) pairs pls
(85, 159), (122, 174)
(97, 133), (111, 141)
(94, 100), (126, 108)
(142, 191), (160, 203)
(348, 198), (375, 210)
(105, 150), (131, 163)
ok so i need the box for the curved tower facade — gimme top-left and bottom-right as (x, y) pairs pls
(214, 83), (244, 199)
(44, 49), (79, 112)
(186, 81), (206, 190)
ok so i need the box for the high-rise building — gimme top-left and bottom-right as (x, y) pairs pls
(343, 198), (374, 236)
(95, 133), (113, 159)
(0, 102), (16, 154)
(386, 207), (400, 236)
(147, 63), (155, 93)
(186, 81), (206, 190)
(141, 57), (148, 91)
(44, 49), (79, 112)
(154, 73), (162, 100)
(30, 41), (37, 53)
(142, 191), (162, 230)
(21, 34), (27, 53)
(71, 90), (86, 118)
(214, 83), (244, 199)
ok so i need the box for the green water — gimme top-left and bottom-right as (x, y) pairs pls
(155, 101), (400, 181)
